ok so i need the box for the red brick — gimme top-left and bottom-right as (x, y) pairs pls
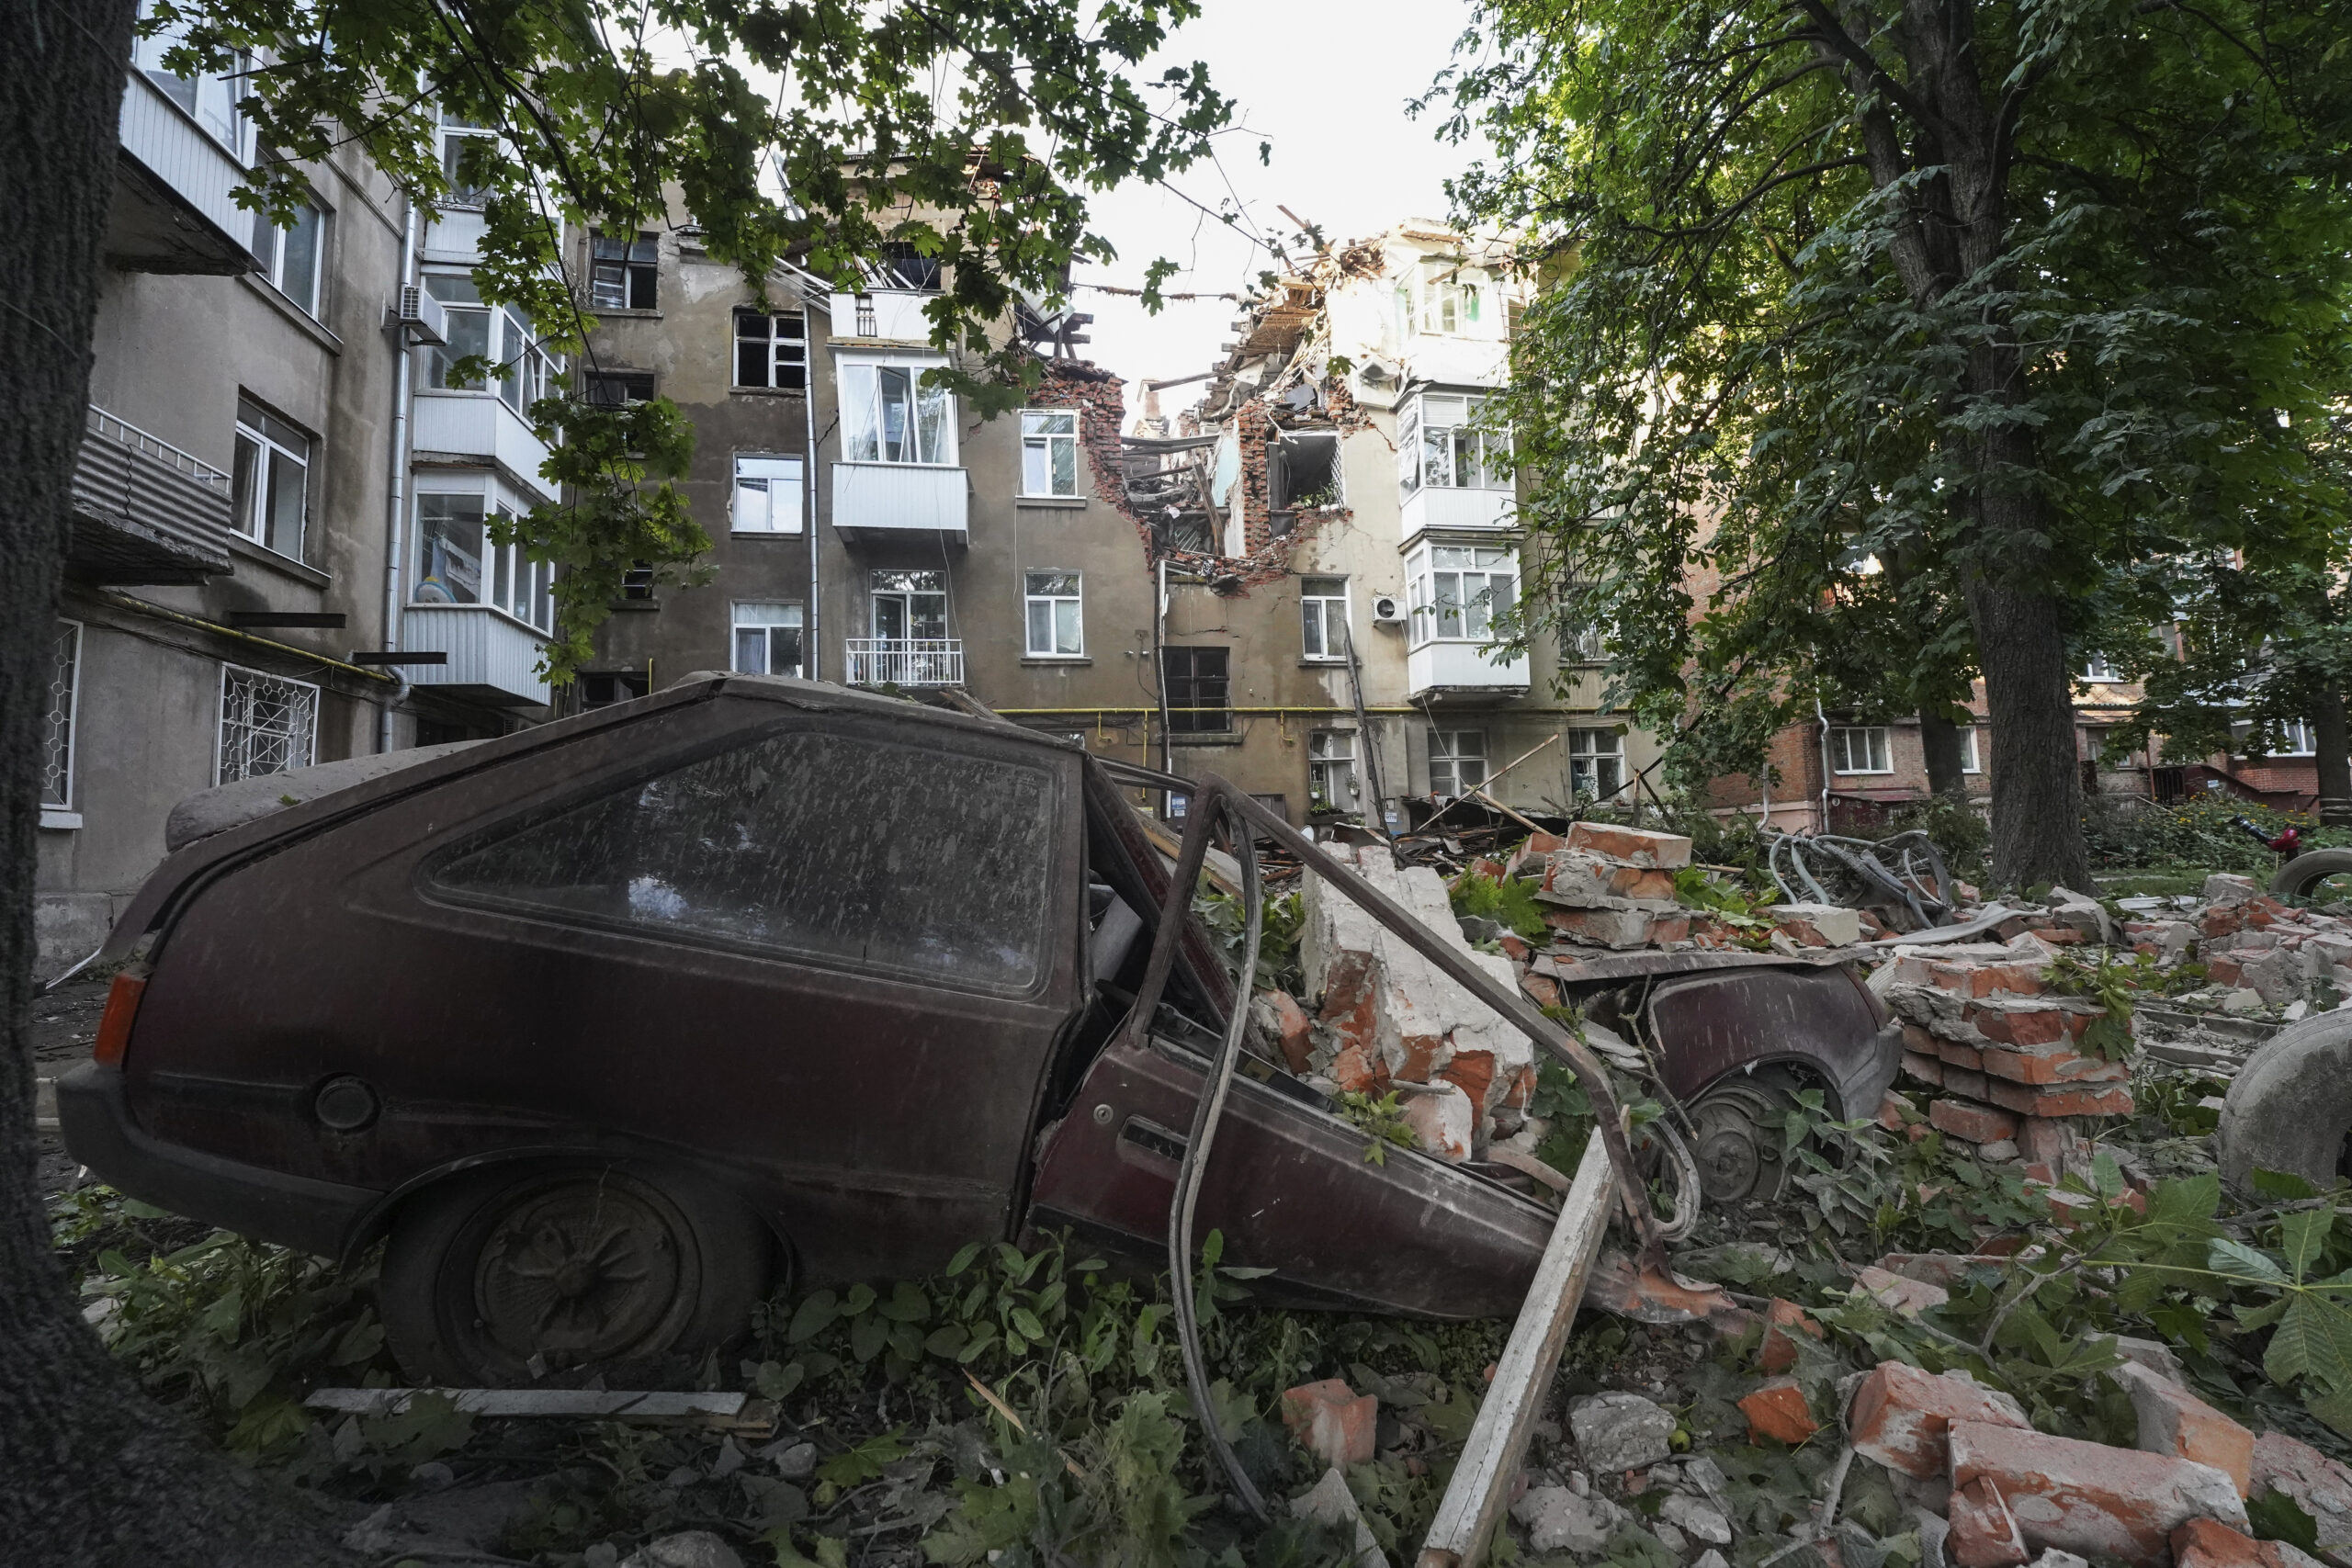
(2206, 955), (2245, 987)
(1261, 988), (1314, 1075)
(1901, 1021), (1942, 1055)
(1521, 831), (1564, 857)
(1563, 822), (1692, 868)
(1944, 1066), (1992, 1100)
(2171, 1517), (2293, 1568)
(2204, 906), (2244, 939)
(1648, 915), (1691, 944)
(1498, 933), (1530, 963)
(2018, 1117), (2088, 1171)
(1978, 1045), (2130, 1086)
(2250, 1431), (2352, 1550)
(1847, 1361), (2032, 1478)
(1939, 1039), (1988, 1071)
(1948, 1419), (2247, 1564)
(1949, 1476), (2030, 1568)
(1903, 1051), (1944, 1088)
(1984, 1079), (2135, 1119)
(1520, 972), (1560, 1009)
(1437, 1049), (1496, 1111)
(2117, 1362), (2253, 1495)
(1931, 1098), (2021, 1145)
(1759, 1298), (1825, 1373)
(1279, 1379), (1377, 1471)
(1873, 1091), (1917, 1134)
(1971, 1000), (2077, 1047)
(1738, 1377), (1819, 1445)
(1964, 963), (2048, 998)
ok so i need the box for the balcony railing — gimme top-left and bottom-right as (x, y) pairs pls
(68, 405), (236, 584)
(401, 604), (550, 707)
(843, 638), (964, 688)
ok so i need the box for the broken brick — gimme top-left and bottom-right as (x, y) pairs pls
(1847, 1361), (2032, 1478)
(1874, 1091), (1917, 1134)
(1949, 1476), (2031, 1568)
(1970, 1000), (2087, 1048)
(1977, 1045), (2130, 1087)
(1947, 1418), (2247, 1565)
(1259, 988), (1314, 1076)
(1398, 1082), (1475, 1161)
(2170, 1517), (2315, 1568)
(1563, 822), (1692, 868)
(1279, 1379), (1377, 1471)
(1904, 1051), (1945, 1088)
(1759, 1298), (1825, 1373)
(2250, 1431), (2352, 1561)
(2116, 1361), (2252, 1495)
(1855, 1264), (1951, 1315)
(1939, 1039), (1989, 1072)
(1931, 1098), (2021, 1145)
(1738, 1378), (1820, 1446)
(1983, 1080), (2134, 1119)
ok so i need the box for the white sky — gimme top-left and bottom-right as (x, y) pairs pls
(1071, 0), (1492, 430)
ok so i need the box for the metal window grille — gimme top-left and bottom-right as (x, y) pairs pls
(218, 666), (318, 784)
(42, 622), (81, 808)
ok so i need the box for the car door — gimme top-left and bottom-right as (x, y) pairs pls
(128, 694), (1085, 1280)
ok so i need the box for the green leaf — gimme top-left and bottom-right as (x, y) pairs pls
(2283, 1210), (2335, 1282)
(880, 1280), (930, 1324)
(2311, 1388), (2352, 1442)
(924, 1325), (968, 1359)
(2265, 1294), (2352, 1390)
(842, 1282), (876, 1316)
(1009, 1306), (1047, 1343)
(754, 1359), (805, 1401)
(944, 1243), (983, 1278)
(851, 1312), (888, 1364)
(2254, 1170), (2323, 1202)
(2211, 1238), (2291, 1284)
(2249, 1487), (2322, 1552)
(787, 1291), (840, 1345)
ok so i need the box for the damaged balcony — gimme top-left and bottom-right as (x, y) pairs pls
(842, 638), (964, 688)
(105, 66), (261, 275)
(68, 405), (236, 585)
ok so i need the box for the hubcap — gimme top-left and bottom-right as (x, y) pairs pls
(473, 1181), (684, 1365)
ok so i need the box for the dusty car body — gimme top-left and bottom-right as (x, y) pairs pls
(60, 674), (1895, 1383)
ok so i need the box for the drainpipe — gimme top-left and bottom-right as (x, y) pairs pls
(378, 199), (420, 752)
(1154, 557), (1174, 799)
(1815, 694), (1832, 834)
(801, 294), (820, 682)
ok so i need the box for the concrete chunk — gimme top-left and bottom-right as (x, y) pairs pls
(1948, 1419), (2246, 1565)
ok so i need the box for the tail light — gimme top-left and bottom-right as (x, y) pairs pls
(93, 971), (148, 1066)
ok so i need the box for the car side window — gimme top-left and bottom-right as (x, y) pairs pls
(426, 728), (1058, 993)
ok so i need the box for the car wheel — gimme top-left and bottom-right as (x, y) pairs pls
(1684, 1075), (1797, 1206)
(2274, 850), (2352, 905)
(380, 1162), (771, 1387)
(2218, 1011), (2352, 1192)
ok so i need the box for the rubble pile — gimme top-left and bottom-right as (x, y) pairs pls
(2128, 874), (2352, 1018)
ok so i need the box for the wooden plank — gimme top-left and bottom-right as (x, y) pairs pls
(303, 1387), (776, 1434)
(1414, 1134), (1617, 1568)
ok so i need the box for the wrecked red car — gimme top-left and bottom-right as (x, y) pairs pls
(59, 674), (1896, 1385)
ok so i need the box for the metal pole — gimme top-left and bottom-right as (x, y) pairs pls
(378, 199), (419, 752)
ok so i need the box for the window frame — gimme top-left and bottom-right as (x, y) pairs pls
(1397, 393), (1511, 493)
(2271, 718), (2318, 758)
(1307, 728), (1357, 812)
(1959, 727), (1983, 774)
(410, 476), (557, 636)
(2078, 654), (2122, 682)
(435, 109), (496, 208)
(1428, 729), (1488, 799)
(585, 370), (655, 406)
(730, 602), (804, 677)
(731, 453), (805, 536)
(1161, 646), (1231, 735)
(420, 273), (563, 412)
(216, 663), (319, 786)
(1023, 570), (1084, 658)
(251, 197), (327, 317)
(1566, 728), (1625, 800)
(42, 620), (83, 813)
(1831, 725), (1894, 775)
(733, 310), (808, 391)
(134, 12), (252, 160)
(1299, 576), (1351, 661)
(839, 355), (956, 467)
(231, 398), (311, 559)
(589, 231), (659, 310)
(1019, 408), (1080, 497)
(1406, 543), (1518, 649)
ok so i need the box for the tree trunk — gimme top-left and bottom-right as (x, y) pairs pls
(1965, 571), (2093, 892)
(1919, 707), (1966, 798)
(2313, 690), (2352, 826)
(1, 9), (324, 1562)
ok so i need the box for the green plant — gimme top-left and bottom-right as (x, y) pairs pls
(2039, 950), (2140, 1061)
(1337, 1090), (1420, 1166)
(1449, 868), (1550, 942)
(1193, 878), (1306, 995)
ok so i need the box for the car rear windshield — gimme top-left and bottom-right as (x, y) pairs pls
(426, 728), (1059, 993)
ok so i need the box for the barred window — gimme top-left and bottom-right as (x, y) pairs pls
(42, 622), (81, 809)
(218, 666), (319, 784)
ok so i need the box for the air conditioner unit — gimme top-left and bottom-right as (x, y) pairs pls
(1371, 594), (1407, 625)
(392, 284), (448, 347)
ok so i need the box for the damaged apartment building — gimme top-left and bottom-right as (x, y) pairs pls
(1120, 221), (1661, 827)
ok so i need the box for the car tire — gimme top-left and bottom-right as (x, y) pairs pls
(2217, 1011), (2352, 1192)
(1683, 1073), (1798, 1206)
(2273, 850), (2352, 902)
(379, 1161), (771, 1387)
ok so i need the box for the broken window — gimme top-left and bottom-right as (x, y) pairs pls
(590, 231), (659, 310)
(1567, 728), (1624, 800)
(1161, 647), (1230, 734)
(842, 361), (954, 465)
(218, 665), (317, 785)
(1021, 410), (1080, 496)
(1300, 577), (1350, 660)
(734, 310), (808, 391)
(869, 243), (944, 292)
(1270, 432), (1340, 511)
(1831, 726), (1893, 774)
(1408, 544), (1517, 646)
(1024, 571), (1082, 658)
(732, 454), (803, 534)
(579, 671), (649, 709)
(1308, 730), (1357, 812)
(586, 371), (655, 406)
(1428, 730), (1487, 798)
(731, 603), (803, 677)
(426, 728), (1059, 995)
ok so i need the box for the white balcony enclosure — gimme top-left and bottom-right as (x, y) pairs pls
(831, 462), (968, 547)
(401, 606), (549, 706)
(830, 290), (934, 343)
(107, 70), (260, 274)
(423, 207), (490, 265)
(1400, 485), (1515, 541)
(1408, 639), (1530, 700)
(412, 393), (560, 503)
(843, 638), (964, 688)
